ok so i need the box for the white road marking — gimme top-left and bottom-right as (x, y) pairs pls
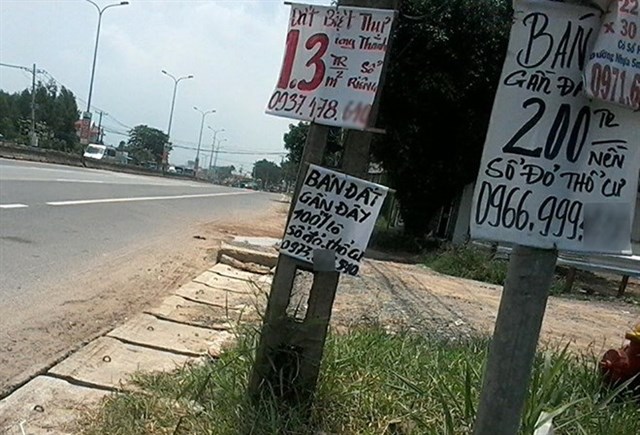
(0, 204), (28, 209)
(46, 191), (254, 206)
(55, 178), (105, 184)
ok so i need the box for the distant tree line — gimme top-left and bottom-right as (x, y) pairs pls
(0, 81), (80, 152)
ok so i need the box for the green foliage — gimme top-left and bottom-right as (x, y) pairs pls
(82, 327), (640, 434)
(126, 125), (169, 165)
(0, 81), (80, 151)
(424, 244), (509, 285)
(282, 121), (343, 183)
(252, 159), (283, 188)
(374, 0), (512, 236)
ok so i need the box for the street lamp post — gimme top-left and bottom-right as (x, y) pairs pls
(84, 0), (129, 115)
(212, 138), (227, 182)
(161, 70), (193, 167)
(207, 126), (224, 170)
(193, 106), (215, 172)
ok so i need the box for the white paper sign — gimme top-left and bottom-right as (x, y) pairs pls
(281, 165), (388, 275)
(471, 0), (640, 254)
(584, 0), (640, 110)
(265, 3), (395, 130)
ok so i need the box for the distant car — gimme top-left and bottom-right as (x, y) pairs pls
(167, 166), (177, 173)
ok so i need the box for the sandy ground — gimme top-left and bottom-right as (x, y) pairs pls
(3, 197), (638, 397)
(0, 202), (287, 397)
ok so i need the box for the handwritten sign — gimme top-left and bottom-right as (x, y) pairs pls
(471, 0), (640, 254)
(281, 165), (388, 275)
(265, 3), (395, 130)
(584, 0), (640, 110)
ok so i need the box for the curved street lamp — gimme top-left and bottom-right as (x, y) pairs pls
(162, 70), (193, 137)
(84, 0), (129, 115)
(193, 106), (216, 171)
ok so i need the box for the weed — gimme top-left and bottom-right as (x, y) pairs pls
(81, 327), (639, 434)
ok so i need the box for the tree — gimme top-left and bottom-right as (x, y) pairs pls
(282, 121), (343, 171)
(373, 0), (512, 237)
(252, 159), (282, 189)
(126, 125), (169, 165)
(0, 81), (80, 151)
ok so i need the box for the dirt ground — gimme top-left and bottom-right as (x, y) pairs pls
(3, 198), (638, 397)
(0, 201), (288, 397)
(325, 261), (640, 353)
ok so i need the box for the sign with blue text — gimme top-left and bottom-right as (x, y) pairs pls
(265, 3), (395, 130)
(281, 164), (388, 275)
(471, 0), (640, 254)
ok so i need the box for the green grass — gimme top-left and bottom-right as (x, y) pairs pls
(81, 326), (639, 435)
(423, 245), (509, 286)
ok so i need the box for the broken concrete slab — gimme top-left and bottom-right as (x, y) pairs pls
(218, 242), (278, 268)
(146, 295), (261, 329)
(209, 263), (268, 282)
(107, 313), (234, 356)
(193, 270), (267, 294)
(175, 281), (267, 311)
(0, 376), (107, 435)
(217, 255), (272, 275)
(48, 337), (194, 390)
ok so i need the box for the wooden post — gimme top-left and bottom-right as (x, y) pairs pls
(563, 266), (577, 293)
(473, 246), (558, 435)
(618, 275), (630, 298)
(249, 0), (400, 410)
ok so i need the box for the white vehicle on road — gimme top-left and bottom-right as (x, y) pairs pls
(83, 144), (127, 164)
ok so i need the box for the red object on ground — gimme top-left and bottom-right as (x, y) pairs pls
(600, 324), (640, 392)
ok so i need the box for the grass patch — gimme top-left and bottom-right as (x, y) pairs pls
(423, 244), (509, 286)
(81, 326), (639, 434)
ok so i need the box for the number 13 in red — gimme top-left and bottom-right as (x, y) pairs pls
(277, 29), (329, 92)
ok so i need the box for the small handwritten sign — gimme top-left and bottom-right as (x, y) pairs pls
(471, 0), (640, 254)
(584, 0), (640, 110)
(265, 3), (395, 130)
(281, 165), (388, 275)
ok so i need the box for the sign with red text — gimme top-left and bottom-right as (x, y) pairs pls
(471, 0), (640, 254)
(584, 0), (640, 110)
(281, 165), (388, 275)
(266, 3), (395, 130)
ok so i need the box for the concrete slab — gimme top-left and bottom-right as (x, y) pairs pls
(176, 281), (267, 310)
(146, 295), (261, 329)
(233, 236), (280, 248)
(193, 270), (265, 294)
(48, 337), (194, 390)
(107, 313), (233, 356)
(218, 242), (278, 268)
(208, 263), (266, 282)
(0, 376), (107, 435)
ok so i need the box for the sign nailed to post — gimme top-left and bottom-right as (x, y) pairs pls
(265, 3), (395, 130)
(471, 0), (640, 255)
(281, 164), (388, 275)
(584, 0), (640, 111)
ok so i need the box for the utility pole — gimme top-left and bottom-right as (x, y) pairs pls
(30, 63), (37, 147)
(96, 110), (106, 144)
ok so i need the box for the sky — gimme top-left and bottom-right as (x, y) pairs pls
(0, 0), (331, 171)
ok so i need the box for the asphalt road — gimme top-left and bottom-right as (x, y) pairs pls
(0, 158), (271, 315)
